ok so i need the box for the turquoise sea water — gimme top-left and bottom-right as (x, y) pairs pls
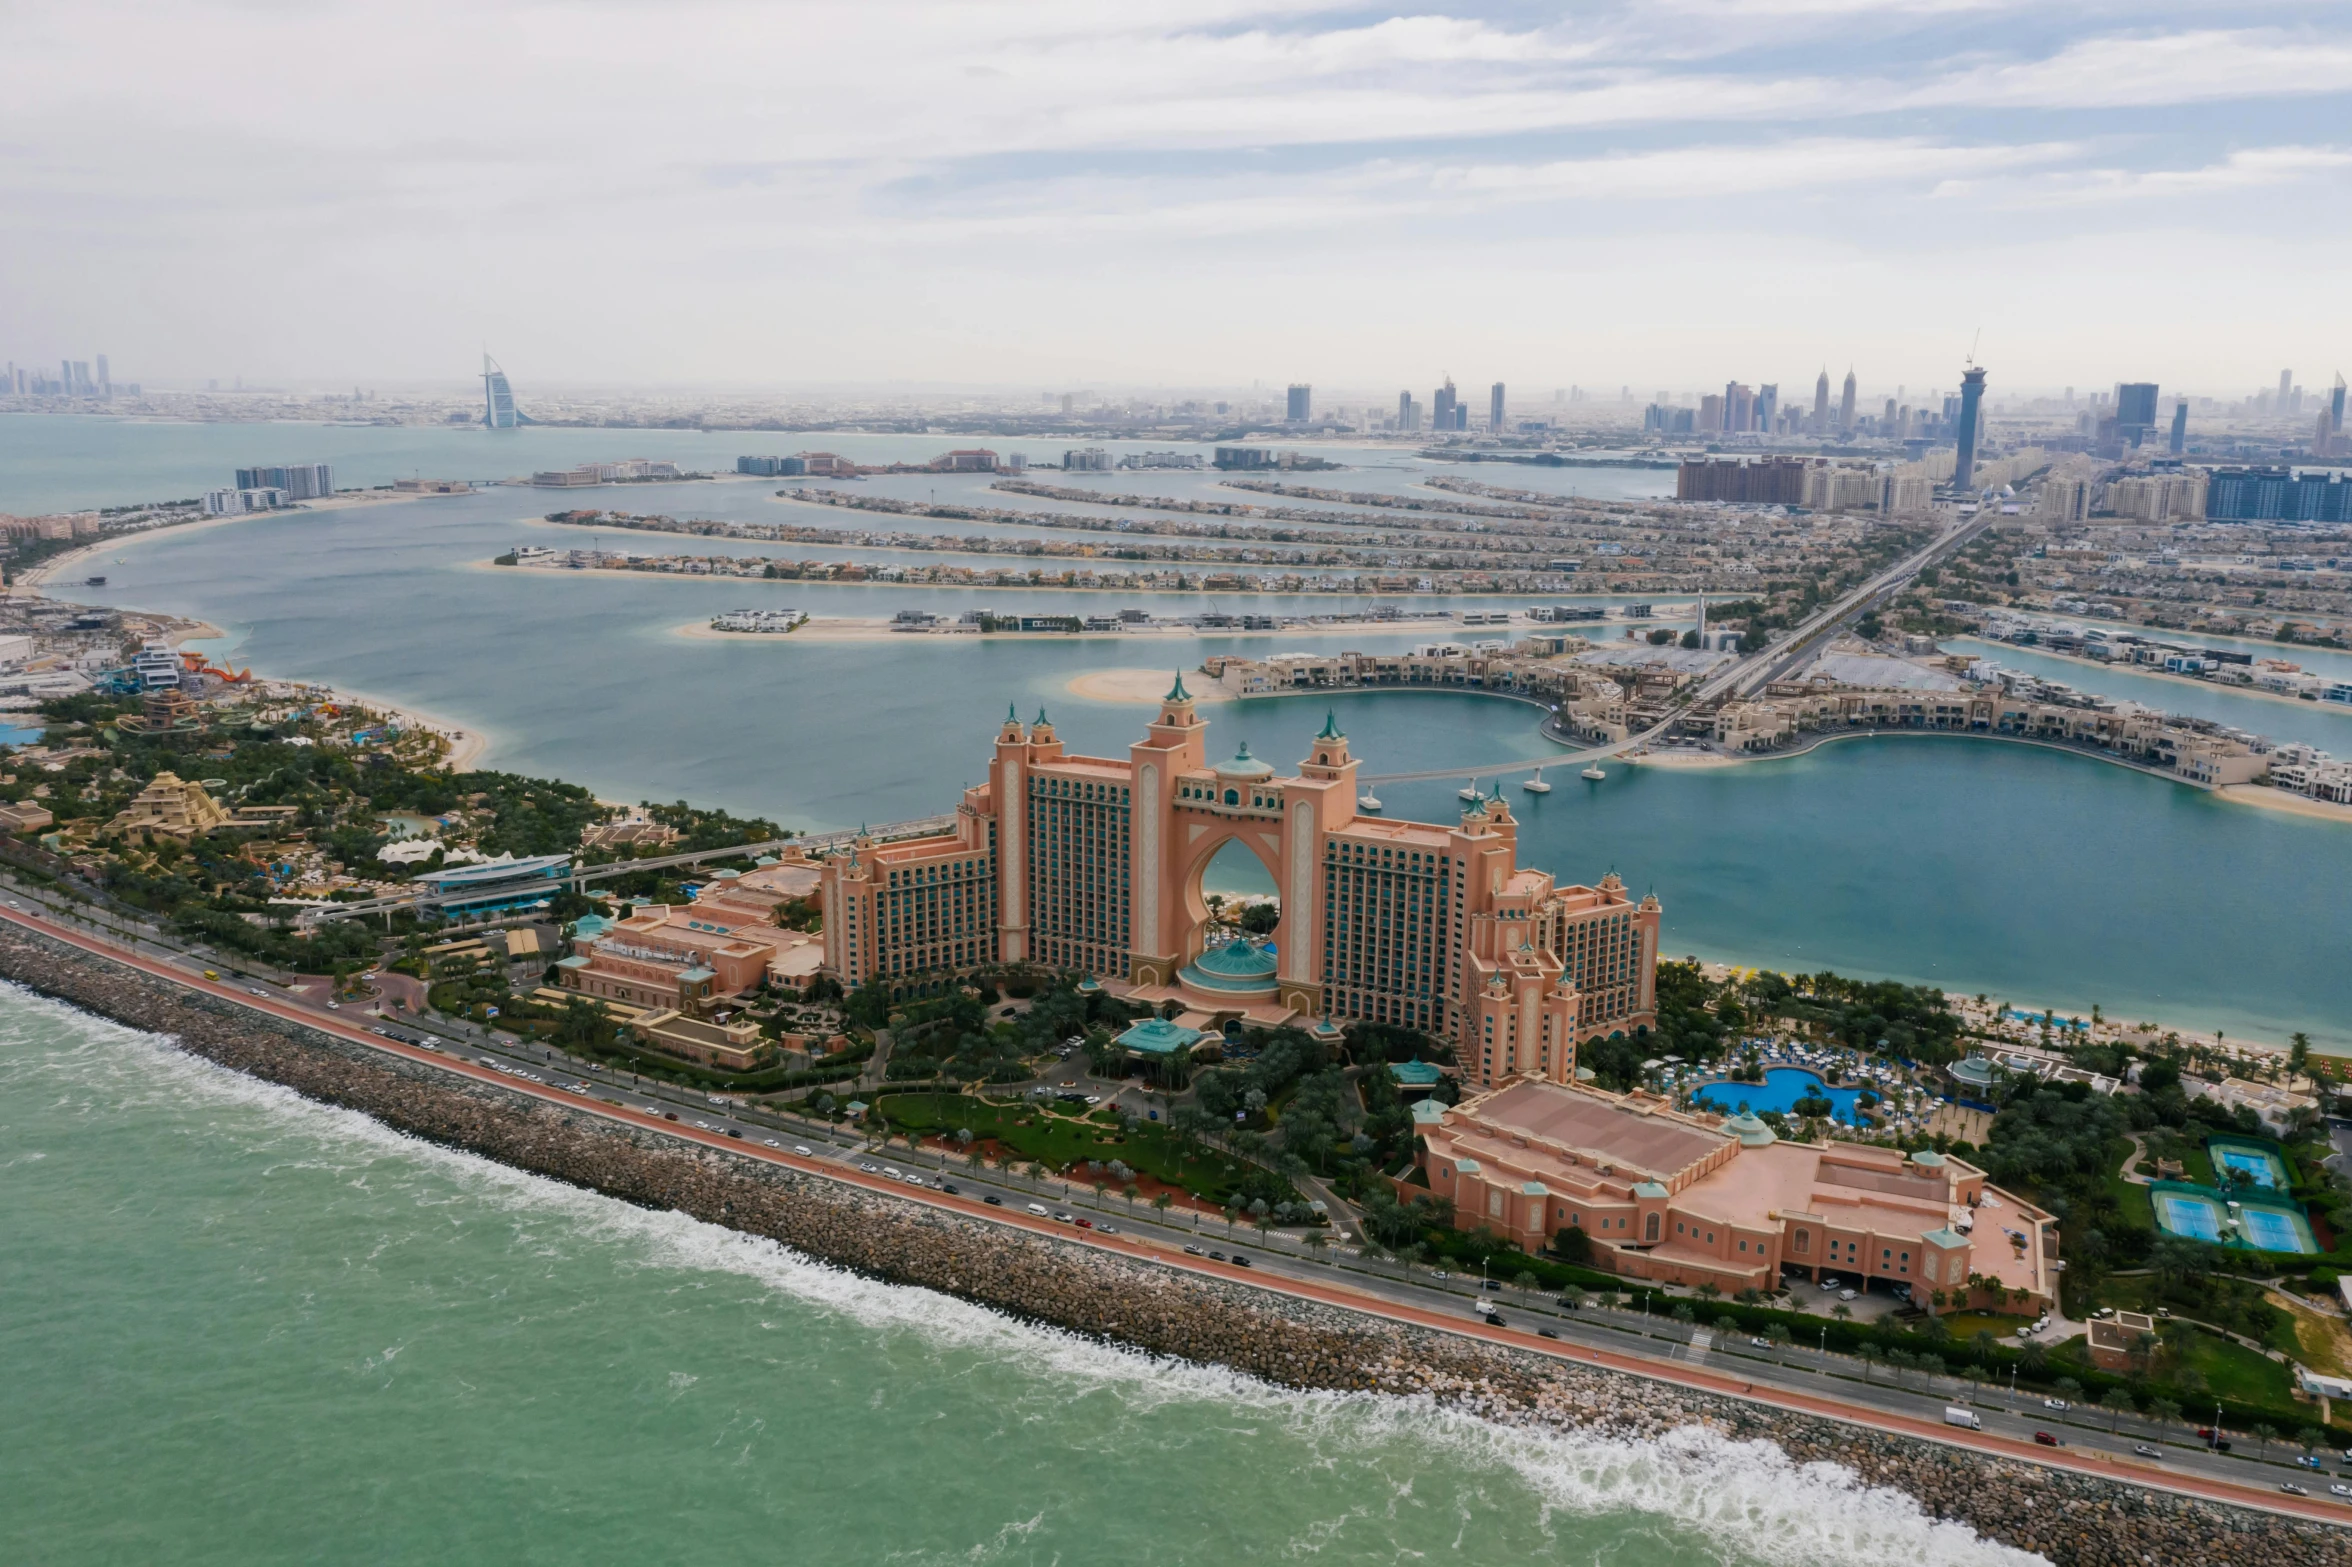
(0, 988), (2033, 1567)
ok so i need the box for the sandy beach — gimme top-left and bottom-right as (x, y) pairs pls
(2216, 783), (2352, 825)
(1967, 636), (2352, 717)
(1064, 668), (1236, 704)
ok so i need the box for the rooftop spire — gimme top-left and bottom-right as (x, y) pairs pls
(1035, 705), (1050, 726)
(1317, 709), (1343, 740)
(1166, 670), (1191, 702)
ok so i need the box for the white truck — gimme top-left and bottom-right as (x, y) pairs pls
(1943, 1407), (1982, 1431)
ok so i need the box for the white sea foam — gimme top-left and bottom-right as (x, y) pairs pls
(5, 986), (2047, 1567)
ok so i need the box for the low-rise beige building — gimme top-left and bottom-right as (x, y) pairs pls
(1418, 1076), (2054, 1314)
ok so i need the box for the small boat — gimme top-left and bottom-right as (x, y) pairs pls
(1521, 768), (1551, 794)
(1357, 791), (1382, 812)
(1458, 780), (1482, 801)
(83, 575), (107, 586)
(1581, 765), (1607, 781)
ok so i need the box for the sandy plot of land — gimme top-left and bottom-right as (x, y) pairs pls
(1065, 668), (1234, 704)
(2216, 785), (2352, 825)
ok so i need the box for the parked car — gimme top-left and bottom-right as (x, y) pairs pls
(2033, 1432), (2061, 1447)
(984, 1194), (1002, 1206)
(1230, 1255), (1251, 1268)
(1838, 1289), (1858, 1301)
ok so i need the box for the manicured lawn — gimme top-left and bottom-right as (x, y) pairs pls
(1942, 1311), (2031, 1344)
(2179, 1328), (2298, 1410)
(2104, 1137), (2156, 1233)
(877, 1091), (1276, 1207)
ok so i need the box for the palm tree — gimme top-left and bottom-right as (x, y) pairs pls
(2254, 1422), (2279, 1458)
(1151, 1191), (1175, 1223)
(2149, 1396), (2183, 1436)
(1766, 1324), (1792, 1364)
(2100, 1387), (2135, 1433)
(1857, 1345), (1883, 1383)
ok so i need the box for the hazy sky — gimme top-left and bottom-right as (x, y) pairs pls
(5, 1), (2349, 397)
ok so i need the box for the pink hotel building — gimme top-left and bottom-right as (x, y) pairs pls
(820, 677), (1661, 1084)
(816, 680), (2052, 1312)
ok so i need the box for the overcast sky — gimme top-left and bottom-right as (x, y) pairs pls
(4, 1), (2349, 398)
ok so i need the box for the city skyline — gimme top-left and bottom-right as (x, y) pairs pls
(2, 2), (2349, 388)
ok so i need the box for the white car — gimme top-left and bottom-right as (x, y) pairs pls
(1838, 1289), (1857, 1301)
(2043, 1398), (2069, 1411)
(882, 1166), (902, 1179)
(793, 1146), (812, 1157)
(860, 1163), (879, 1172)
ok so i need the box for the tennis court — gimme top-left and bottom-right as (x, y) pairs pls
(2237, 1203), (2317, 1254)
(2153, 1189), (2224, 1241)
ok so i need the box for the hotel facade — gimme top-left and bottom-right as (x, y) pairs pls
(820, 678), (1661, 1084)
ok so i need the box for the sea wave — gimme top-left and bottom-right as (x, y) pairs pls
(0, 985), (2044, 1567)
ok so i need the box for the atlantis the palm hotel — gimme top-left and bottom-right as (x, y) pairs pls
(820, 678), (2052, 1316)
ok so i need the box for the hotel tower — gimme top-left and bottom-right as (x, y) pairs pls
(820, 678), (1661, 1086)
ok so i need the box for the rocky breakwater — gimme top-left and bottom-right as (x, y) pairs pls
(2, 922), (2345, 1567)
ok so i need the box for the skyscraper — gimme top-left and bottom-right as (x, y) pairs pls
(1432, 378), (1460, 432)
(2114, 382), (2159, 447)
(481, 353), (530, 429)
(1813, 369), (1829, 431)
(2280, 369), (2294, 410)
(2169, 400), (2189, 455)
(1285, 384), (1312, 423)
(1489, 381), (1505, 432)
(1397, 391), (1420, 433)
(1951, 366), (1987, 490)
(95, 354), (110, 397)
(1837, 369), (1857, 434)
(1756, 384), (1778, 434)
(2333, 374), (2347, 437)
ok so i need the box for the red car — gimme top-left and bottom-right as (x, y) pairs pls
(1075, 1218), (1093, 1229)
(2033, 1432), (2061, 1447)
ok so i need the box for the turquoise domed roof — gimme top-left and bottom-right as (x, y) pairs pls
(1178, 937), (1279, 995)
(1195, 938), (1275, 976)
(1723, 1112), (1777, 1148)
(1214, 741), (1275, 780)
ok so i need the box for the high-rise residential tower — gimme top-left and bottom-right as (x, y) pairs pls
(1951, 366), (1987, 490)
(1837, 369), (1857, 434)
(1433, 378), (1460, 432)
(1813, 368), (1829, 430)
(1489, 381), (1506, 431)
(2115, 382), (2159, 447)
(1285, 384), (1312, 423)
(2169, 400), (2189, 455)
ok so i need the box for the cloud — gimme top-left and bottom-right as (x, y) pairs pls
(1934, 144), (2352, 205)
(1909, 29), (2352, 110)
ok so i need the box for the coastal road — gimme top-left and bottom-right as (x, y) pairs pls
(5, 899), (2345, 1530)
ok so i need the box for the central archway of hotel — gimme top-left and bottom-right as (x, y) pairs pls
(1199, 837), (1280, 950)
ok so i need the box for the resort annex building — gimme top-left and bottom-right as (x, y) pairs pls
(820, 677), (1662, 1084)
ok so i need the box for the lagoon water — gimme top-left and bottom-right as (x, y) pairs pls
(0, 988), (2031, 1567)
(43, 453), (2351, 1050)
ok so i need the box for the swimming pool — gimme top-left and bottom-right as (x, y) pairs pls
(2209, 1138), (2289, 1190)
(1689, 1066), (1869, 1124)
